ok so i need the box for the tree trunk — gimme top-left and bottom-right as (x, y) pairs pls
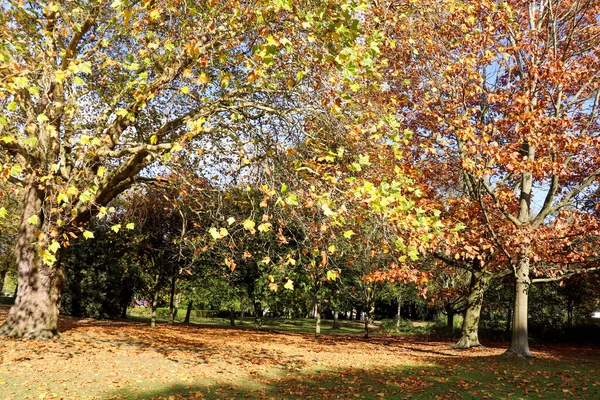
(121, 304), (128, 319)
(0, 269), (6, 294)
(505, 306), (512, 337)
(315, 301), (321, 338)
(229, 309), (235, 327)
(505, 255), (532, 357)
(567, 298), (573, 327)
(453, 270), (490, 349)
(0, 185), (63, 339)
(332, 309), (341, 329)
(396, 291), (402, 332)
(254, 301), (262, 329)
(168, 269), (176, 325)
(447, 308), (455, 332)
(184, 300), (193, 324)
(364, 292), (374, 338)
(150, 276), (160, 328)
(239, 310), (245, 325)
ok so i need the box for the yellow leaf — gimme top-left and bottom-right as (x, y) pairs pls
(258, 223), (272, 233)
(243, 219), (256, 233)
(126, 223), (135, 230)
(343, 230), (355, 239)
(83, 230), (94, 240)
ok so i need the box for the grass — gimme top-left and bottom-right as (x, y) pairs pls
(127, 306), (429, 336)
(0, 305), (598, 399)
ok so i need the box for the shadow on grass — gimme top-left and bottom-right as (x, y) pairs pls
(105, 357), (600, 400)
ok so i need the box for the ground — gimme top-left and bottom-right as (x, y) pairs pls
(0, 306), (599, 399)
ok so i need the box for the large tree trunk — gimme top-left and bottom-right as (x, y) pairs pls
(0, 185), (63, 339)
(453, 270), (490, 349)
(505, 255), (532, 357)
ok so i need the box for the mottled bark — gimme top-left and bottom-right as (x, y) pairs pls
(453, 270), (490, 349)
(505, 255), (533, 357)
(0, 185), (63, 339)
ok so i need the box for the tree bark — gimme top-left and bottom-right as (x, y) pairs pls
(168, 269), (176, 325)
(364, 291), (374, 338)
(447, 308), (455, 332)
(315, 301), (321, 338)
(505, 255), (533, 357)
(332, 309), (341, 329)
(0, 185), (63, 339)
(453, 270), (490, 349)
(150, 273), (160, 328)
(0, 269), (6, 295)
(396, 291), (402, 332)
(184, 300), (193, 324)
(253, 301), (262, 329)
(229, 309), (235, 327)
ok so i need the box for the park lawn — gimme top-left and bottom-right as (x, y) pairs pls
(0, 306), (597, 399)
(126, 307), (411, 336)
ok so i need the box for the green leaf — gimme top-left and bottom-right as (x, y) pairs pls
(285, 193), (298, 206)
(343, 230), (355, 239)
(126, 222), (135, 230)
(111, 224), (121, 233)
(284, 279), (294, 290)
(83, 230), (94, 240)
(23, 137), (38, 147)
(0, 207), (7, 219)
(48, 240), (60, 254)
(37, 114), (49, 124)
(42, 250), (57, 267)
(0, 136), (16, 144)
(27, 215), (39, 226)
(79, 135), (91, 145)
(326, 270), (339, 281)
(57, 193), (69, 204)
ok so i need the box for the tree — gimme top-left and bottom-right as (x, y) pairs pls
(0, 0), (373, 338)
(380, 0), (600, 356)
